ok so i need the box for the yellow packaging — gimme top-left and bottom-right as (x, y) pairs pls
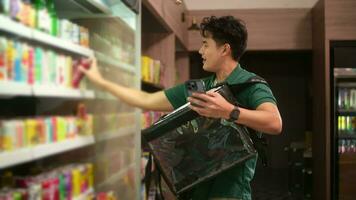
(72, 168), (81, 197)
(141, 56), (150, 82)
(25, 119), (38, 146)
(87, 163), (94, 188)
(57, 117), (66, 141)
(1, 121), (15, 151)
(6, 40), (14, 80)
(79, 26), (89, 47)
(153, 60), (161, 84)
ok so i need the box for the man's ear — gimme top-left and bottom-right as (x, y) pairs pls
(222, 44), (231, 54)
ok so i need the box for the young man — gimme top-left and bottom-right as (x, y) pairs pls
(82, 16), (282, 200)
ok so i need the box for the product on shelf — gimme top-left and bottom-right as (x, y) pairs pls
(46, 0), (58, 36)
(0, 35), (94, 90)
(0, 113), (93, 152)
(141, 111), (164, 129)
(338, 115), (356, 133)
(0, 163), (94, 200)
(72, 58), (91, 88)
(96, 191), (117, 200)
(77, 103), (93, 136)
(79, 26), (89, 48)
(0, 37), (6, 80)
(339, 139), (356, 154)
(141, 56), (161, 85)
(35, 0), (51, 33)
(1, 0), (90, 47)
(338, 88), (356, 109)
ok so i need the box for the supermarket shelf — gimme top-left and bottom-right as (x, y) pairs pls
(97, 163), (135, 189)
(0, 15), (93, 57)
(96, 126), (137, 142)
(0, 15), (32, 38)
(0, 82), (95, 99)
(32, 29), (93, 56)
(141, 80), (164, 92)
(337, 109), (356, 115)
(334, 68), (356, 78)
(0, 136), (95, 169)
(32, 85), (95, 99)
(338, 132), (356, 139)
(95, 51), (136, 74)
(73, 188), (94, 200)
(337, 82), (356, 88)
(0, 82), (32, 96)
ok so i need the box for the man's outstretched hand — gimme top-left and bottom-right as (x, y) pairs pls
(80, 57), (105, 86)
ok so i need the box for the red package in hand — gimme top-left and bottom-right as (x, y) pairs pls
(72, 58), (92, 88)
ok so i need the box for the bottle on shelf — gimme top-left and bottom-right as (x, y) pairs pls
(21, 0), (36, 28)
(72, 58), (91, 88)
(9, 0), (21, 21)
(34, 0), (51, 33)
(338, 87), (356, 110)
(338, 115), (356, 134)
(46, 0), (58, 36)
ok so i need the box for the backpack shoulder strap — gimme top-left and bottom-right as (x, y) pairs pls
(227, 75), (269, 94)
(226, 75), (270, 167)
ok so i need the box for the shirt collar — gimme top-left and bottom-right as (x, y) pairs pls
(213, 63), (243, 85)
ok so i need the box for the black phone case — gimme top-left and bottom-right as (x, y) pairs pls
(186, 79), (206, 97)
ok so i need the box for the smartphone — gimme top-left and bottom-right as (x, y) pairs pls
(185, 79), (206, 97)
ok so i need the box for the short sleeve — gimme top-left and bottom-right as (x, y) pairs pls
(248, 83), (277, 109)
(164, 83), (188, 109)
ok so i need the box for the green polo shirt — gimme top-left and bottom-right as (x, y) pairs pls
(164, 65), (277, 200)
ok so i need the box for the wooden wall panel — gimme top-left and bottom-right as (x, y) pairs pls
(175, 52), (190, 84)
(141, 33), (176, 88)
(312, 0), (356, 199)
(162, 0), (188, 48)
(143, 0), (188, 48)
(142, 0), (169, 31)
(187, 9), (312, 51)
(326, 0), (356, 40)
(312, 0), (329, 200)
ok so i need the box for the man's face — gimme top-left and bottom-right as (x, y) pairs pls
(198, 35), (224, 72)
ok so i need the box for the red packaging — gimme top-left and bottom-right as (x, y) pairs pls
(72, 59), (91, 88)
(41, 178), (51, 200)
(96, 193), (107, 200)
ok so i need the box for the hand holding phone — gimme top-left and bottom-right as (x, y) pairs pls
(186, 79), (206, 108)
(186, 79), (206, 97)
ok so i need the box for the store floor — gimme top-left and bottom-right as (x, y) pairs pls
(251, 167), (300, 200)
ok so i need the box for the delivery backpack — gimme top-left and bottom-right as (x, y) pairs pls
(141, 76), (269, 199)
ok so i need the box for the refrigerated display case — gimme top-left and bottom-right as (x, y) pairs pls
(331, 41), (356, 200)
(0, 0), (141, 199)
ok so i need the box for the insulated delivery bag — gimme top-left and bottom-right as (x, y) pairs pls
(141, 76), (268, 198)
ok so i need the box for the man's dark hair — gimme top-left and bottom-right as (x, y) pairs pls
(200, 16), (248, 61)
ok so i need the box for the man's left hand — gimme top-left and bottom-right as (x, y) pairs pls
(187, 90), (234, 120)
